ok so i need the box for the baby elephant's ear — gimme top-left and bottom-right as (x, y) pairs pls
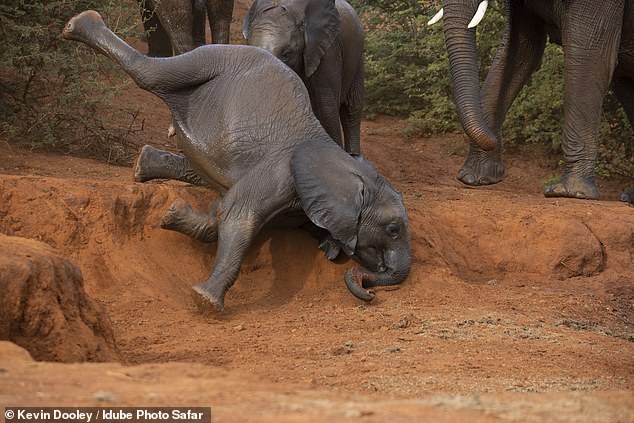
(303, 0), (340, 76)
(291, 141), (364, 255)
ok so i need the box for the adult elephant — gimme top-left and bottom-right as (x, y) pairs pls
(243, 0), (364, 155)
(430, 0), (634, 202)
(140, 0), (234, 56)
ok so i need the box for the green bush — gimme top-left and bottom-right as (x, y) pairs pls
(0, 0), (140, 164)
(354, 0), (634, 177)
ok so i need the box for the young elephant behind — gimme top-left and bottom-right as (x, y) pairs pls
(243, 0), (364, 155)
(62, 11), (411, 312)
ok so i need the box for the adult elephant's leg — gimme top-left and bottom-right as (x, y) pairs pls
(134, 145), (209, 186)
(207, 0), (234, 44)
(459, 4), (547, 186)
(544, 2), (623, 199)
(192, 0), (207, 47)
(612, 76), (634, 203)
(192, 165), (296, 311)
(155, 0), (196, 55)
(340, 60), (364, 155)
(140, 0), (172, 57)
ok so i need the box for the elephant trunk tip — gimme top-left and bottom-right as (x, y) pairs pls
(344, 267), (376, 302)
(464, 122), (498, 151)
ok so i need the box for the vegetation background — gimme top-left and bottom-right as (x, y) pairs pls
(0, 0), (632, 176)
(0, 0), (140, 164)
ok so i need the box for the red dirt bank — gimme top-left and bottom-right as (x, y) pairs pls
(0, 1), (633, 417)
(1, 117), (633, 421)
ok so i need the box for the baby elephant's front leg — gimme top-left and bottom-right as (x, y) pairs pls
(193, 217), (261, 312)
(192, 165), (296, 312)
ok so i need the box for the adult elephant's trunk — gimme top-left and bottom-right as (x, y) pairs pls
(442, 0), (497, 151)
(344, 250), (411, 301)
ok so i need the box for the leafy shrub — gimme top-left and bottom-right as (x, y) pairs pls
(0, 0), (140, 164)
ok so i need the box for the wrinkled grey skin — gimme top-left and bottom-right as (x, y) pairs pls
(140, 0), (234, 136)
(243, 0), (364, 155)
(62, 11), (411, 311)
(140, 0), (234, 57)
(439, 0), (634, 201)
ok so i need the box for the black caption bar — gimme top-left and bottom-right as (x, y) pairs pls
(3, 408), (211, 423)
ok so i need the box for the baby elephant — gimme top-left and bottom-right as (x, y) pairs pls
(243, 0), (364, 155)
(62, 11), (411, 312)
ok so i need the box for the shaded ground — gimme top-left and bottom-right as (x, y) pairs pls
(1, 2), (633, 420)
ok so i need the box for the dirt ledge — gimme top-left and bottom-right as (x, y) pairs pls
(0, 234), (117, 362)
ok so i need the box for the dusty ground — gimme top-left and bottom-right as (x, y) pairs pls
(1, 3), (634, 421)
(2, 112), (633, 420)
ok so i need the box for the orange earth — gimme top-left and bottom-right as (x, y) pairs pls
(1, 3), (633, 422)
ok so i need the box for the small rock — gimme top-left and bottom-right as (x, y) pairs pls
(391, 314), (421, 329)
(332, 341), (355, 356)
(386, 345), (401, 353)
(233, 324), (245, 331)
(344, 408), (374, 418)
(344, 409), (362, 418)
(94, 390), (117, 402)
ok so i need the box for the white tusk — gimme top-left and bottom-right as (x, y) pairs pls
(467, 0), (488, 28)
(427, 8), (444, 25)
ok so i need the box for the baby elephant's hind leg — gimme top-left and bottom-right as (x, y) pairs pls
(161, 199), (218, 243)
(134, 145), (208, 186)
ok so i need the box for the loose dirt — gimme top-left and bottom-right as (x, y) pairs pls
(1, 3), (633, 421)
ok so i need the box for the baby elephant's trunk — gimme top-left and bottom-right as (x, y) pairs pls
(344, 259), (411, 301)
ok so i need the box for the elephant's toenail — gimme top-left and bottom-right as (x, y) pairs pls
(461, 174), (476, 185)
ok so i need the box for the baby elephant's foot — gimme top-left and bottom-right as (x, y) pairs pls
(319, 235), (341, 261)
(160, 199), (193, 231)
(457, 151), (505, 186)
(544, 175), (600, 200)
(134, 145), (208, 186)
(621, 186), (634, 204)
(192, 283), (225, 313)
(134, 144), (169, 182)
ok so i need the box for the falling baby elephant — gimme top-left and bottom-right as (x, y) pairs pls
(61, 10), (411, 312)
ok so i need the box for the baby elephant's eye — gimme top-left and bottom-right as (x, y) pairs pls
(386, 223), (400, 238)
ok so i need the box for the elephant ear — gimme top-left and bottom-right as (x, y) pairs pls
(291, 141), (365, 255)
(303, 0), (340, 77)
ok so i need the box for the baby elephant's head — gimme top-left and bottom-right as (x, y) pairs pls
(242, 0), (340, 76)
(291, 141), (411, 300)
